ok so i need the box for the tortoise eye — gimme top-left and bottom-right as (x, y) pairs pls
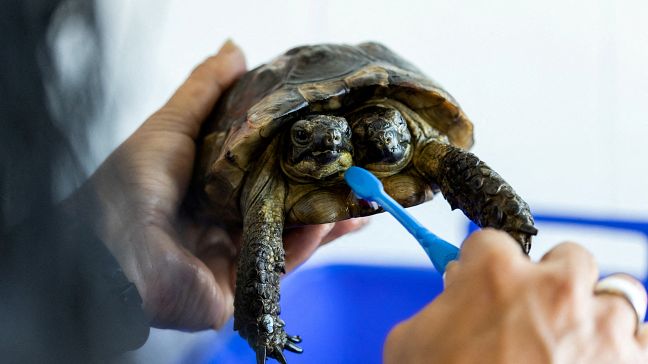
(292, 129), (310, 144)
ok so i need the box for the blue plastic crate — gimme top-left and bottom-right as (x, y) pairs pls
(185, 264), (444, 364)
(187, 213), (648, 363)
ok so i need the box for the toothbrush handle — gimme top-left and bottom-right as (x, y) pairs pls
(375, 194), (427, 237)
(377, 194), (460, 273)
(418, 231), (460, 274)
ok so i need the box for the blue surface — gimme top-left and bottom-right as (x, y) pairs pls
(187, 213), (648, 363)
(187, 265), (444, 364)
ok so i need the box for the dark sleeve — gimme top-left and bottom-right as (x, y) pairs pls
(0, 197), (150, 363)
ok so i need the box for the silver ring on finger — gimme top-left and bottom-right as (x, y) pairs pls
(594, 273), (647, 334)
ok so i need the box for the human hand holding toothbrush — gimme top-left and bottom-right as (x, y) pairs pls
(383, 229), (648, 364)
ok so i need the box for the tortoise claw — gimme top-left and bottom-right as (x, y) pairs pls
(286, 342), (303, 354)
(245, 314), (300, 363)
(256, 346), (266, 364)
(274, 346), (287, 364)
(520, 223), (538, 235)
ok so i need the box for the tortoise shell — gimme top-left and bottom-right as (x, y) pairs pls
(197, 42), (473, 223)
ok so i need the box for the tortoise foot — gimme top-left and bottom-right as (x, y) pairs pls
(254, 320), (303, 364)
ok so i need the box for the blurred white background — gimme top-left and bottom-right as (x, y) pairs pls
(90, 0), (648, 362)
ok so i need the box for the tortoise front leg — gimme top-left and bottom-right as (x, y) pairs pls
(415, 141), (538, 253)
(235, 178), (303, 363)
(235, 137), (303, 363)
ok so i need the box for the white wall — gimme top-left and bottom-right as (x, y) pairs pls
(95, 0), (648, 361)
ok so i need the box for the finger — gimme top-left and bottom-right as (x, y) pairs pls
(320, 217), (369, 245)
(458, 228), (526, 268)
(595, 293), (639, 339)
(199, 247), (236, 328)
(194, 225), (239, 293)
(148, 39), (246, 139)
(170, 223), (238, 329)
(442, 260), (461, 287)
(638, 326), (648, 364)
(193, 225), (238, 259)
(283, 223), (335, 272)
(594, 274), (647, 339)
(637, 324), (648, 350)
(540, 242), (599, 288)
(384, 320), (412, 364)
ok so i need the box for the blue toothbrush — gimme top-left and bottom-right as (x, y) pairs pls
(344, 166), (459, 274)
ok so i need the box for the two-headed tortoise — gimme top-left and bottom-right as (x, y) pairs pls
(194, 42), (537, 363)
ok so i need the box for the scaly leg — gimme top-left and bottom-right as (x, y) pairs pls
(415, 141), (538, 253)
(235, 142), (302, 363)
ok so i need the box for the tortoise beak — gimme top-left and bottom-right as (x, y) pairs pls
(311, 149), (340, 163)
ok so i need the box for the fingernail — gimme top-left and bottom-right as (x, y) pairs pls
(218, 38), (238, 55)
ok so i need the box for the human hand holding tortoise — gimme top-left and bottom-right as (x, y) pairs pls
(73, 40), (366, 331)
(194, 43), (537, 362)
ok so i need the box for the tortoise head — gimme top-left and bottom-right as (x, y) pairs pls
(350, 105), (412, 176)
(281, 115), (353, 181)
